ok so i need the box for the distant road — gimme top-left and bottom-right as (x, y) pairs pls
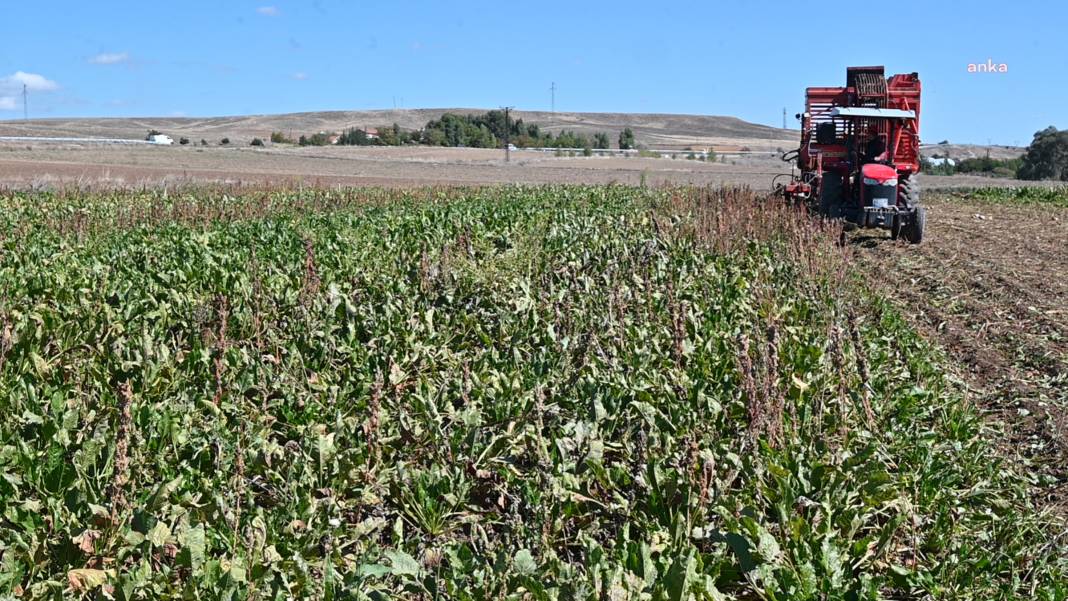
(0, 136), (152, 145)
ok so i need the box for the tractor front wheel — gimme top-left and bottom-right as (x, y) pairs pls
(903, 206), (926, 244)
(890, 214), (903, 240)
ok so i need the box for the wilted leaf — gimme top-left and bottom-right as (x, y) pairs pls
(147, 521), (172, 547)
(318, 432), (336, 464)
(72, 529), (101, 554)
(67, 568), (112, 592)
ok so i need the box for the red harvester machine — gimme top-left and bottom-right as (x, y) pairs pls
(777, 66), (925, 243)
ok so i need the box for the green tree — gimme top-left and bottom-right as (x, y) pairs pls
(1018, 126), (1068, 181)
(376, 122), (410, 146)
(593, 133), (610, 150)
(618, 128), (635, 150)
(424, 127), (447, 146)
(338, 128), (372, 146)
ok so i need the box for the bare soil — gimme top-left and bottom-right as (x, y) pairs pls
(0, 144), (795, 188)
(0, 144), (1048, 191)
(853, 195), (1068, 513)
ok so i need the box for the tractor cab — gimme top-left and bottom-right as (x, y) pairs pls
(827, 107), (916, 170)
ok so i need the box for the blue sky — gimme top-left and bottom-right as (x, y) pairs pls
(0, 0), (1063, 144)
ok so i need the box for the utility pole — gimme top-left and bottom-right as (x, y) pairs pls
(782, 107), (786, 129)
(23, 84), (28, 120)
(550, 82), (555, 113)
(501, 106), (513, 162)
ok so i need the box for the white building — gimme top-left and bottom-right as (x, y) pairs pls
(147, 134), (174, 145)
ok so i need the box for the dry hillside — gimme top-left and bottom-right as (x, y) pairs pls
(0, 108), (797, 151)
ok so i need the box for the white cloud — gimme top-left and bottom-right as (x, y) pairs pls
(89, 52), (130, 65)
(0, 96), (16, 110)
(0, 71), (59, 92)
(292, 71), (308, 81)
(257, 6), (279, 16)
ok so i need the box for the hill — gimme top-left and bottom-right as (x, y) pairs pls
(0, 108), (797, 151)
(919, 143), (1025, 161)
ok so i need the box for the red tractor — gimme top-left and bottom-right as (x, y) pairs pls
(777, 66), (925, 243)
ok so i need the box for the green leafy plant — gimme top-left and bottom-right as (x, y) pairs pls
(0, 184), (1062, 600)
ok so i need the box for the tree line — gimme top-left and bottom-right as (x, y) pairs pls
(274, 111), (639, 151)
(920, 155), (1023, 178)
(922, 127), (1068, 181)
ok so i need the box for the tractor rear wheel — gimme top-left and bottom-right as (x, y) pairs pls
(900, 175), (920, 208)
(899, 176), (923, 243)
(904, 206), (926, 244)
(818, 172), (843, 219)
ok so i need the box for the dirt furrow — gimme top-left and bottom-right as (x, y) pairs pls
(854, 196), (1068, 513)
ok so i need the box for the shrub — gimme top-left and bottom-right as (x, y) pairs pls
(299, 133), (331, 146)
(220, 138), (230, 145)
(179, 137), (190, 145)
(251, 138), (264, 147)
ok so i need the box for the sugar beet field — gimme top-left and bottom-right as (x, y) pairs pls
(0, 185), (1065, 600)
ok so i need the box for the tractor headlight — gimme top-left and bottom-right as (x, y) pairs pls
(863, 177), (898, 187)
